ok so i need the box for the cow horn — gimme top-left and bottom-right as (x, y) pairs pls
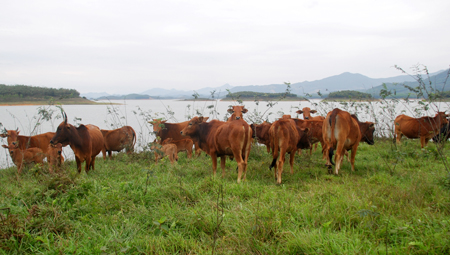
(63, 112), (67, 124)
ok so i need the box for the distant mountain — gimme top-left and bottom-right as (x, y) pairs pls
(95, 94), (151, 100)
(84, 70), (448, 100)
(81, 92), (112, 99)
(363, 69), (450, 98)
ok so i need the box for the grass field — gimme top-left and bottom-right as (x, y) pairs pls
(1, 139), (450, 254)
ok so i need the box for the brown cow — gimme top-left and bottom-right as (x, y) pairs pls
(227, 105), (248, 121)
(101, 126), (136, 159)
(394, 112), (449, 148)
(2, 142), (45, 174)
(296, 107), (325, 121)
(180, 117), (252, 183)
(151, 139), (178, 164)
(323, 108), (375, 175)
(269, 119), (311, 184)
(251, 121), (272, 153)
(161, 138), (194, 158)
(50, 112), (104, 173)
(291, 118), (324, 156)
(0, 128), (57, 156)
(150, 118), (209, 157)
(47, 143), (64, 173)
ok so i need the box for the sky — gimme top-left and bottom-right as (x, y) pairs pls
(1, 0), (449, 95)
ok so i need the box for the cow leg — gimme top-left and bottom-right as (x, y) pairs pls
(211, 154), (218, 176)
(220, 156), (226, 178)
(108, 151), (112, 160)
(350, 145), (358, 172)
(102, 148), (107, 160)
(187, 147), (192, 159)
(154, 152), (159, 164)
(75, 157), (82, 173)
(89, 156), (96, 171)
(277, 153), (285, 184)
(334, 143), (345, 175)
(289, 151), (295, 174)
(395, 131), (402, 145)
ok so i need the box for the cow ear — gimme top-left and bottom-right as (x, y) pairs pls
(310, 110), (317, 114)
(162, 120), (167, 124)
(296, 110), (303, 114)
(203, 117), (209, 121)
(227, 108), (234, 113)
(242, 108), (248, 113)
(369, 123), (375, 128)
(198, 117), (204, 123)
(2, 145), (7, 148)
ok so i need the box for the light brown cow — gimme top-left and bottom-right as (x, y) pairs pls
(296, 108), (325, 121)
(50, 112), (104, 173)
(151, 139), (178, 164)
(0, 128), (57, 156)
(269, 119), (311, 184)
(161, 138), (194, 158)
(47, 143), (64, 173)
(323, 108), (375, 175)
(101, 126), (136, 159)
(394, 112), (449, 148)
(180, 117), (252, 183)
(227, 106), (248, 121)
(250, 121), (272, 153)
(2, 142), (46, 174)
(150, 118), (209, 157)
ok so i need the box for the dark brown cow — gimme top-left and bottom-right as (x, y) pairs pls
(0, 128), (56, 155)
(323, 108), (375, 175)
(151, 139), (178, 164)
(395, 112), (449, 148)
(227, 106), (248, 121)
(162, 138), (194, 158)
(269, 118), (310, 184)
(101, 126), (136, 159)
(47, 143), (64, 173)
(296, 107), (325, 121)
(251, 121), (272, 153)
(149, 118), (209, 156)
(180, 117), (252, 183)
(2, 142), (45, 174)
(291, 118), (324, 156)
(50, 112), (104, 173)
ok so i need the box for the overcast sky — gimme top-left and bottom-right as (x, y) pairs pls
(1, 0), (449, 94)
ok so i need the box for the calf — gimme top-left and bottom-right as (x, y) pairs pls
(227, 105), (248, 121)
(269, 119), (310, 184)
(101, 126), (136, 159)
(162, 138), (194, 158)
(151, 140), (178, 164)
(2, 142), (45, 174)
(47, 143), (64, 173)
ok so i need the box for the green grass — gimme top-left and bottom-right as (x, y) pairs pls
(1, 140), (450, 254)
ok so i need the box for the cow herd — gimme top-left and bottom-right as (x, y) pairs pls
(1, 106), (449, 184)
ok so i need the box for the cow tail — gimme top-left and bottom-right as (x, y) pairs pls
(132, 129), (137, 148)
(269, 126), (280, 170)
(242, 123), (251, 161)
(328, 147), (335, 165)
(329, 108), (339, 146)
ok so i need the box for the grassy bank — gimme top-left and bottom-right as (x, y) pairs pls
(0, 98), (111, 106)
(1, 140), (450, 254)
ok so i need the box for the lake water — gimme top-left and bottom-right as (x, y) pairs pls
(1, 98), (449, 169)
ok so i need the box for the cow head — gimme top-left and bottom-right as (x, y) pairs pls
(180, 116), (204, 137)
(436, 112), (450, 128)
(227, 106), (248, 120)
(281, 115), (291, 119)
(50, 112), (74, 145)
(0, 128), (19, 144)
(149, 119), (167, 136)
(361, 122), (376, 145)
(296, 127), (311, 149)
(2, 141), (19, 156)
(296, 107), (317, 120)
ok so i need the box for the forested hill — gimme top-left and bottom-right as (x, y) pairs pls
(0, 84), (80, 102)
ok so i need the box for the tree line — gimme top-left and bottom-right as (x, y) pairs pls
(326, 90), (372, 99)
(225, 91), (298, 99)
(0, 84), (80, 102)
